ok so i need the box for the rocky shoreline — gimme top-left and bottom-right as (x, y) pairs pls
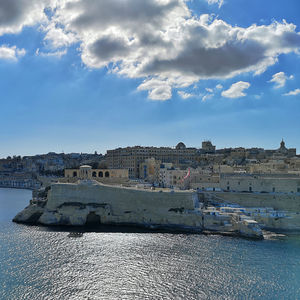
(13, 180), (266, 239)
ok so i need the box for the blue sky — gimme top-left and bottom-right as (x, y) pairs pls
(0, 0), (299, 157)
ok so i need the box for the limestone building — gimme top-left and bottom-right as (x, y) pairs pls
(106, 142), (197, 178)
(139, 158), (161, 183)
(201, 141), (216, 154)
(220, 173), (300, 194)
(64, 165), (128, 182)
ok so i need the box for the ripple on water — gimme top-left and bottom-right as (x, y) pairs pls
(1, 189), (300, 299)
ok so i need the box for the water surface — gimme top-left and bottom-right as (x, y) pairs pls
(1, 188), (300, 299)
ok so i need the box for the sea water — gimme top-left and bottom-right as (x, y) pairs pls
(0, 188), (300, 300)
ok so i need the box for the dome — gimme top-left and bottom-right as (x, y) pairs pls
(80, 165), (92, 169)
(176, 142), (186, 150)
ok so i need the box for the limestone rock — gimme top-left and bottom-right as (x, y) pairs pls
(13, 204), (44, 224)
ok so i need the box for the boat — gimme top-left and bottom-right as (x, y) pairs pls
(68, 232), (83, 238)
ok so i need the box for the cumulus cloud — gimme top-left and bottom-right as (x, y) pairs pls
(283, 89), (300, 96)
(0, 45), (26, 61)
(269, 71), (294, 88)
(42, 23), (78, 49)
(1, 0), (300, 100)
(137, 78), (172, 101)
(0, 0), (55, 36)
(216, 84), (223, 89)
(222, 81), (251, 98)
(178, 91), (194, 99)
(206, 88), (213, 93)
(47, 1), (300, 100)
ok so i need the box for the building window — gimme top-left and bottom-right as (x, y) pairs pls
(249, 187), (252, 192)
(92, 171), (96, 177)
(73, 171), (77, 177)
(298, 188), (300, 193)
(99, 171), (103, 177)
(272, 187), (275, 192)
(227, 186), (230, 191)
(105, 171), (110, 178)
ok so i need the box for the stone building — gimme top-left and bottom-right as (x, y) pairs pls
(201, 141), (216, 154)
(139, 158), (161, 183)
(105, 139), (297, 178)
(106, 142), (197, 178)
(158, 168), (188, 188)
(276, 139), (296, 157)
(220, 173), (300, 194)
(64, 165), (128, 182)
(189, 173), (220, 191)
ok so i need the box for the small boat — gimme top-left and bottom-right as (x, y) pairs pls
(68, 232), (83, 238)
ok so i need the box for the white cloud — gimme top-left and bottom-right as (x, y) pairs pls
(36, 48), (67, 58)
(283, 89), (300, 96)
(137, 78), (172, 101)
(222, 81), (251, 98)
(54, 2), (299, 100)
(42, 23), (78, 49)
(202, 93), (214, 102)
(269, 71), (294, 88)
(216, 84), (223, 89)
(0, 45), (26, 61)
(0, 0), (55, 36)
(1, 0), (300, 100)
(178, 91), (194, 99)
(205, 88), (213, 93)
(207, 0), (224, 8)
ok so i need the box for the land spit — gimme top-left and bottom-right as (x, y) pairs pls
(14, 180), (293, 240)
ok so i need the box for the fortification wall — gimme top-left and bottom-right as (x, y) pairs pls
(35, 181), (203, 229)
(47, 181), (196, 214)
(208, 192), (300, 212)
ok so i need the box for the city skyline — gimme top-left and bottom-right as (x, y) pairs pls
(1, 138), (297, 159)
(0, 0), (300, 157)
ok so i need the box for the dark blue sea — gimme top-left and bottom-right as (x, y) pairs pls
(1, 188), (300, 300)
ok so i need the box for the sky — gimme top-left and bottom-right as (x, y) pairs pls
(0, 0), (300, 157)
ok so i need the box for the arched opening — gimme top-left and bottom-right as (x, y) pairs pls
(99, 171), (103, 177)
(73, 171), (77, 177)
(92, 171), (96, 177)
(85, 212), (101, 225)
(105, 171), (110, 178)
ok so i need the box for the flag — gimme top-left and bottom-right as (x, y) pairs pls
(184, 168), (190, 180)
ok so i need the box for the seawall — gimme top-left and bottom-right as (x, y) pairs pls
(13, 181), (265, 238)
(201, 192), (300, 232)
(15, 181), (203, 231)
(209, 192), (300, 212)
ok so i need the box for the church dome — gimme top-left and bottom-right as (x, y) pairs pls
(176, 142), (186, 149)
(80, 165), (92, 169)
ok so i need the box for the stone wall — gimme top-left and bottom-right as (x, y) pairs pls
(42, 181), (202, 228)
(220, 174), (300, 193)
(47, 181), (196, 212)
(206, 192), (300, 212)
